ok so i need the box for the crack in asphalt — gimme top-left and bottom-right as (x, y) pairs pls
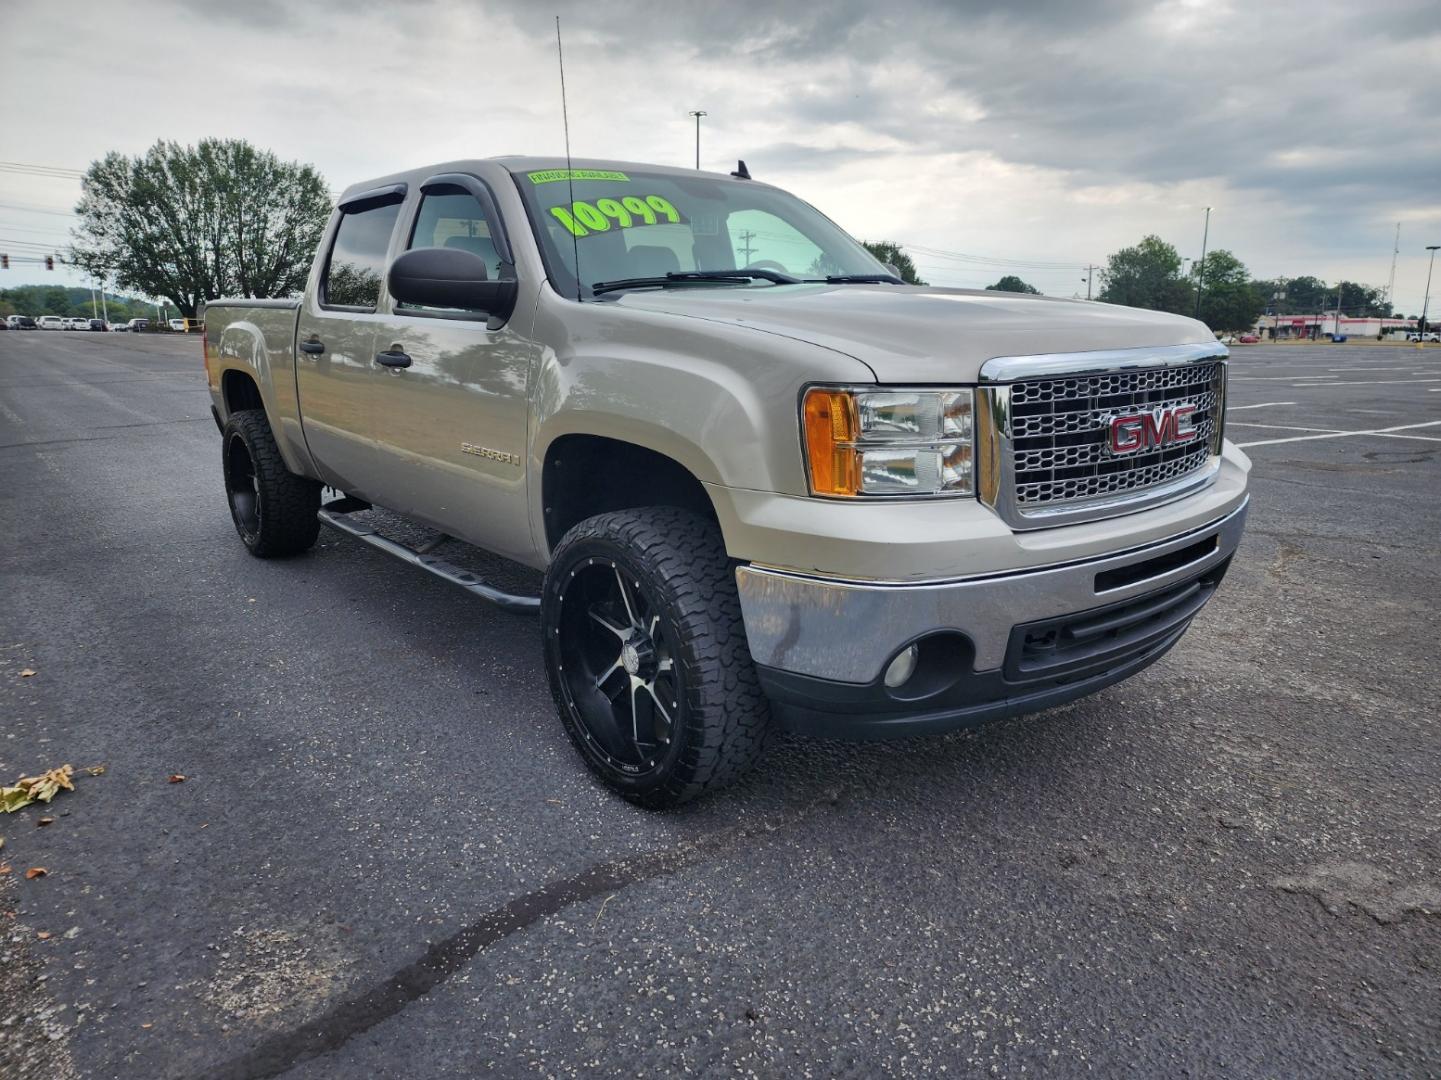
(193, 811), (811, 1080)
(0, 417), (211, 451)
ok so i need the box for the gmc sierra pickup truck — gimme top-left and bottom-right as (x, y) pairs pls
(204, 156), (1249, 808)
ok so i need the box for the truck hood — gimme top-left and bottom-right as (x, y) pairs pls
(612, 284), (1217, 382)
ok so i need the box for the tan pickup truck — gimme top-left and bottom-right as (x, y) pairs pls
(203, 156), (1249, 807)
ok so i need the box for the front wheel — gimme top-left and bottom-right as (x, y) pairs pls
(542, 508), (771, 808)
(221, 409), (321, 558)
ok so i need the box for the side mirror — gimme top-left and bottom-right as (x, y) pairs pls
(387, 247), (518, 322)
(885, 263), (904, 281)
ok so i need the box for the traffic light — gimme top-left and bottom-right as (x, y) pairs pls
(0, 254), (8, 270)
(45, 255), (54, 271)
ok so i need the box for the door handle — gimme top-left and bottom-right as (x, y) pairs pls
(299, 338), (325, 355)
(375, 348), (412, 369)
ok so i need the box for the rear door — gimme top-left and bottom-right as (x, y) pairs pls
(294, 187), (404, 496)
(363, 174), (538, 564)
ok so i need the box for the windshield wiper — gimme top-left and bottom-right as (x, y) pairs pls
(590, 268), (800, 296)
(806, 273), (905, 285)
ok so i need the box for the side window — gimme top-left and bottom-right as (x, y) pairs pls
(407, 190), (504, 281)
(725, 209), (827, 277)
(323, 200), (402, 309)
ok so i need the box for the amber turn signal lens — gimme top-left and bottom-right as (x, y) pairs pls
(803, 388), (860, 496)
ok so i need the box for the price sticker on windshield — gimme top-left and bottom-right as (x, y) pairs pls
(548, 195), (684, 238)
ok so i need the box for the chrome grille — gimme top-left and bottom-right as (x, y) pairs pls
(1007, 361), (1223, 512)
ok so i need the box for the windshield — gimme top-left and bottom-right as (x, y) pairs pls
(513, 167), (889, 298)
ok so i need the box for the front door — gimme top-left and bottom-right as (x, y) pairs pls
(294, 193), (404, 497)
(365, 181), (537, 564)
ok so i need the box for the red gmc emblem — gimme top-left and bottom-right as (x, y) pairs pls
(1106, 404), (1198, 455)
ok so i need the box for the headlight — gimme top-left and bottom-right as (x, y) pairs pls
(803, 387), (974, 498)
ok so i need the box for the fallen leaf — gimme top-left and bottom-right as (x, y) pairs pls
(19, 669), (36, 677)
(2, 765), (75, 813)
(84, 765), (106, 777)
(36, 817), (54, 827)
(25, 867), (47, 879)
(36, 931), (50, 940)
(0, 864), (10, 875)
(167, 774), (186, 784)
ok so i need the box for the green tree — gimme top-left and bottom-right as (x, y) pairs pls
(1097, 235), (1191, 313)
(1331, 280), (1391, 318)
(1270, 274), (1329, 313)
(68, 139), (332, 317)
(861, 241), (927, 285)
(985, 274), (1040, 294)
(1191, 249), (1264, 333)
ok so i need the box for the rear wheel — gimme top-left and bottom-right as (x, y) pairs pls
(222, 409), (321, 558)
(542, 508), (771, 808)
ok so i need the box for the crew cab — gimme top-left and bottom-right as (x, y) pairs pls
(204, 157), (1249, 807)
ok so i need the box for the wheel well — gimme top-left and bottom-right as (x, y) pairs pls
(221, 369), (264, 415)
(543, 435), (718, 552)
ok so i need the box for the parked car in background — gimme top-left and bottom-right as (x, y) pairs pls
(169, 319), (187, 332)
(1237, 333), (1260, 344)
(8, 315), (39, 330)
(37, 315), (65, 330)
(1406, 331), (1439, 343)
(87, 319), (107, 331)
(127, 318), (150, 332)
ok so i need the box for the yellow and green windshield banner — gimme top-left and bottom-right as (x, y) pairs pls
(528, 169), (630, 185)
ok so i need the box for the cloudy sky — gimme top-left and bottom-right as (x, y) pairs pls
(3, 0), (1439, 313)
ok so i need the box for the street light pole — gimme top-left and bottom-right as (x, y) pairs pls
(1421, 245), (1440, 336)
(687, 110), (707, 170)
(1193, 206), (1212, 319)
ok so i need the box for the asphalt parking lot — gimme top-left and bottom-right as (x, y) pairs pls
(2, 332), (1438, 1078)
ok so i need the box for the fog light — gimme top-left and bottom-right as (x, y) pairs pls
(883, 644), (919, 688)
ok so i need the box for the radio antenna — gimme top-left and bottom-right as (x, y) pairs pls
(555, 16), (581, 301)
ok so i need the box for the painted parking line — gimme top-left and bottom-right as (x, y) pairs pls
(1228, 422), (1344, 433)
(1292, 378), (1441, 386)
(1227, 401), (1296, 411)
(1231, 375), (1338, 381)
(1236, 419), (1441, 449)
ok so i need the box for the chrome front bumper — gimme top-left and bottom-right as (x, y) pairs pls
(735, 498), (1248, 684)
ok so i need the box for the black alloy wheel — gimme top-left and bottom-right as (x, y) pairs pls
(552, 556), (683, 777)
(542, 508), (772, 808)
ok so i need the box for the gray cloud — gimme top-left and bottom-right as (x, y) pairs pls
(6, 0), (1440, 308)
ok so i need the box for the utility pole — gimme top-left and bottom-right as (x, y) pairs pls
(736, 230), (758, 264)
(687, 110), (707, 170)
(1193, 206), (1212, 319)
(90, 286), (98, 319)
(1333, 282), (1344, 338)
(1385, 222), (1400, 308)
(1083, 265), (1096, 300)
(1421, 245), (1440, 335)
(99, 277), (109, 324)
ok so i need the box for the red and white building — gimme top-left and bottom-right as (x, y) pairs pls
(1258, 313), (1418, 338)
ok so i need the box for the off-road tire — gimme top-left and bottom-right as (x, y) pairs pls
(542, 507), (772, 808)
(222, 409), (321, 558)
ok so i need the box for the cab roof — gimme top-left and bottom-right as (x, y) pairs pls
(336, 156), (764, 204)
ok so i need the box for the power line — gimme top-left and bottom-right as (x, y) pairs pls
(900, 241), (1095, 271)
(0, 237), (67, 250)
(0, 161), (86, 179)
(0, 200), (77, 217)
